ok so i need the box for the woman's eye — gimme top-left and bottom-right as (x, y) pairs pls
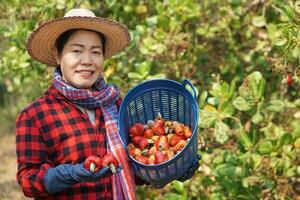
(92, 51), (102, 55)
(73, 50), (81, 54)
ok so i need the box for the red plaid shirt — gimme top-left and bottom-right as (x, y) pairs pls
(16, 84), (124, 200)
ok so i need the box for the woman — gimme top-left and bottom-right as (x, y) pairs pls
(16, 8), (199, 200)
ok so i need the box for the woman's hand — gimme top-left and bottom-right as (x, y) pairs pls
(44, 163), (122, 194)
(72, 163), (122, 182)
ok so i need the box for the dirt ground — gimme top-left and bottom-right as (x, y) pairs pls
(0, 134), (30, 200)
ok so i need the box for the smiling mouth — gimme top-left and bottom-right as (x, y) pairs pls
(76, 70), (95, 74)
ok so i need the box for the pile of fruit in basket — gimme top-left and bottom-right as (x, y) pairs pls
(127, 113), (193, 165)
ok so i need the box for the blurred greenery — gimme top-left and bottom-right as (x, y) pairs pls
(1, 0), (300, 199)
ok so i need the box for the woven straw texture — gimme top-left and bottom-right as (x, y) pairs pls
(27, 16), (130, 66)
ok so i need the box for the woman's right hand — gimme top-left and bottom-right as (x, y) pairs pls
(73, 163), (122, 182)
(44, 163), (122, 194)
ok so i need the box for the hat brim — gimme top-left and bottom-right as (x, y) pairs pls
(27, 16), (131, 66)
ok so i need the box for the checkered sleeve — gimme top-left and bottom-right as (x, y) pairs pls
(16, 110), (52, 198)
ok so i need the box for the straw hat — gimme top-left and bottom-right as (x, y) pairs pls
(27, 8), (131, 66)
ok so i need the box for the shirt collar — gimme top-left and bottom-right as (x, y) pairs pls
(46, 83), (68, 101)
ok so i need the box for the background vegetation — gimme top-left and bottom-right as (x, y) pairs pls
(1, 0), (300, 199)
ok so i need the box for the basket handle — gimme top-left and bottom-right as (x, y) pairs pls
(182, 79), (197, 99)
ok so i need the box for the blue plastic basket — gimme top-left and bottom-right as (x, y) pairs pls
(118, 79), (199, 187)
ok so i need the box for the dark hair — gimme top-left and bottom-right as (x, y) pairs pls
(55, 29), (106, 55)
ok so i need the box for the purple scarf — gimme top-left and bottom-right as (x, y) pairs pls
(53, 68), (120, 109)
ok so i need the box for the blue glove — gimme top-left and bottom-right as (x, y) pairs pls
(177, 154), (200, 182)
(44, 163), (122, 194)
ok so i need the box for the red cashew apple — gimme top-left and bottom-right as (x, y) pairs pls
(171, 140), (187, 153)
(183, 126), (192, 139)
(129, 123), (144, 137)
(148, 146), (157, 156)
(102, 153), (120, 174)
(83, 155), (102, 173)
(287, 74), (293, 85)
(151, 121), (165, 135)
(173, 123), (184, 136)
(148, 155), (155, 164)
(169, 134), (185, 147)
(128, 143), (142, 158)
(135, 155), (150, 164)
(154, 151), (169, 164)
(132, 136), (153, 150)
(155, 135), (169, 151)
(143, 129), (154, 139)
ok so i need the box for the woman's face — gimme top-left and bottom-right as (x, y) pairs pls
(57, 29), (104, 90)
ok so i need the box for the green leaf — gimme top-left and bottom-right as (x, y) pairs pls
(249, 128), (260, 145)
(252, 16), (266, 27)
(283, 155), (292, 170)
(145, 16), (158, 26)
(215, 164), (245, 178)
(258, 141), (275, 154)
(20, 62), (30, 68)
(286, 166), (296, 177)
(146, 73), (166, 80)
(212, 155), (224, 165)
(220, 82), (230, 96)
(220, 101), (235, 117)
(248, 72), (265, 100)
(199, 105), (218, 128)
(251, 111), (263, 124)
(248, 71), (264, 84)
(106, 0), (117, 8)
(281, 5), (295, 20)
(267, 23), (280, 41)
(239, 131), (252, 149)
(292, 46), (300, 58)
(207, 97), (219, 106)
(294, 137), (300, 148)
(266, 100), (285, 112)
(139, 47), (149, 54)
(135, 61), (151, 77)
(258, 79), (266, 99)
(201, 153), (212, 164)
(278, 133), (293, 147)
(291, 121), (300, 140)
(210, 82), (221, 97)
(198, 90), (208, 108)
(238, 85), (253, 99)
(251, 154), (262, 169)
(214, 121), (230, 144)
(123, 5), (133, 13)
(214, 164), (235, 177)
(228, 80), (236, 100)
(128, 72), (142, 79)
(151, 43), (167, 54)
(184, 81), (199, 99)
(171, 181), (185, 194)
(233, 96), (252, 111)
(157, 16), (170, 29)
(274, 37), (287, 46)
(164, 193), (185, 200)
